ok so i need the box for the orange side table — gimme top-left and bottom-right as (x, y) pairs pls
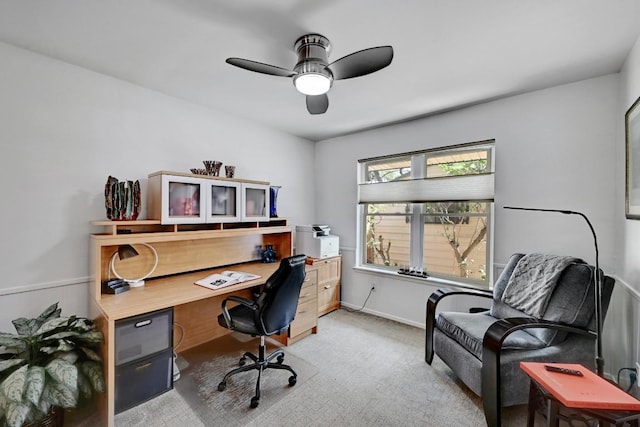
(520, 362), (640, 427)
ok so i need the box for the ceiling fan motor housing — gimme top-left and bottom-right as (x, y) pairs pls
(293, 34), (334, 91)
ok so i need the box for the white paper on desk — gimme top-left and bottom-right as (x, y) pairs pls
(194, 271), (260, 290)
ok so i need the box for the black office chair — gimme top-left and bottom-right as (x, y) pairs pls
(216, 254), (307, 408)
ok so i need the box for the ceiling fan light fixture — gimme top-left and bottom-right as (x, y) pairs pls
(227, 32), (392, 114)
(294, 73), (332, 95)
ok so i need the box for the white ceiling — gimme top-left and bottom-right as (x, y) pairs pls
(1, 0), (639, 141)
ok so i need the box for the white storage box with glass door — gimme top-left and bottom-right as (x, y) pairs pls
(148, 171), (270, 224)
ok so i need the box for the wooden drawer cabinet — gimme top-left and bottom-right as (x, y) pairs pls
(273, 255), (341, 345)
(318, 281), (340, 316)
(307, 256), (341, 316)
(289, 271), (318, 337)
(289, 298), (317, 337)
(276, 268), (318, 345)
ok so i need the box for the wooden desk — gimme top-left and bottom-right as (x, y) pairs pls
(98, 261), (278, 322)
(521, 362), (640, 427)
(90, 221), (293, 427)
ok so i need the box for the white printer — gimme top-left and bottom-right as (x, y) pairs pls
(296, 225), (339, 259)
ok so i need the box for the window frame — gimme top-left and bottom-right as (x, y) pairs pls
(356, 141), (494, 288)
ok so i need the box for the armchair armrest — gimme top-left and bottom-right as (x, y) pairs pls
(425, 287), (493, 364)
(483, 317), (596, 356)
(481, 317), (596, 427)
(220, 295), (257, 329)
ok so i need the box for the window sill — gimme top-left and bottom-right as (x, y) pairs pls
(352, 265), (491, 292)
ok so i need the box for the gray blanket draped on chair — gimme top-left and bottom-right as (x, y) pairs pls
(501, 253), (579, 318)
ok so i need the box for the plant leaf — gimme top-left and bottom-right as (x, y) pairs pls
(5, 401), (30, 427)
(80, 346), (102, 362)
(76, 370), (92, 399)
(78, 330), (104, 344)
(36, 303), (61, 325)
(46, 331), (81, 340)
(40, 340), (74, 355)
(53, 351), (78, 364)
(12, 318), (38, 337)
(35, 317), (71, 336)
(0, 392), (6, 418)
(0, 332), (21, 343)
(70, 318), (94, 332)
(42, 381), (77, 408)
(24, 366), (45, 407)
(45, 359), (77, 394)
(0, 365), (27, 402)
(82, 361), (105, 393)
(37, 397), (50, 419)
(0, 337), (25, 354)
(0, 359), (25, 374)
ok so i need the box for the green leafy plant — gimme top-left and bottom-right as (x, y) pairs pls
(0, 303), (104, 427)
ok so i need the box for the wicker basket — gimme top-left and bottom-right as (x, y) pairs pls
(23, 407), (64, 427)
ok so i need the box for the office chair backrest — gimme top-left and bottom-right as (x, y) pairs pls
(255, 254), (307, 335)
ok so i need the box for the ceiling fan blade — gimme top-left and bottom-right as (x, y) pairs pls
(306, 94), (329, 115)
(225, 58), (296, 77)
(327, 46), (393, 80)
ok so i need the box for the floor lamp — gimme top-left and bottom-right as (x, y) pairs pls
(504, 206), (604, 377)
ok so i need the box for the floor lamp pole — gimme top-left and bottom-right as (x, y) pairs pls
(504, 206), (604, 377)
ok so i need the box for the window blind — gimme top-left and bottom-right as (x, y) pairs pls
(357, 172), (494, 204)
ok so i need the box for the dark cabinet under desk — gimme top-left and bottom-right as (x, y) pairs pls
(114, 308), (174, 414)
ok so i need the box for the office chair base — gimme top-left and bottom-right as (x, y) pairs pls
(217, 336), (297, 408)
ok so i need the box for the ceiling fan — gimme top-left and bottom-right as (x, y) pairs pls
(226, 33), (393, 115)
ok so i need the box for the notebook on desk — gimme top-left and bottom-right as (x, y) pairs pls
(194, 271), (260, 290)
(520, 362), (640, 411)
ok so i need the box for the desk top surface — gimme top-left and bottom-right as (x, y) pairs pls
(96, 261), (280, 321)
(521, 362), (640, 411)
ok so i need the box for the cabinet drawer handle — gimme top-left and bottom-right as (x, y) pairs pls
(324, 285), (331, 289)
(300, 293), (310, 298)
(135, 320), (152, 328)
(135, 362), (152, 371)
(298, 310), (307, 314)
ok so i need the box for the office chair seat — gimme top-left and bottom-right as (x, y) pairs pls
(216, 254), (307, 408)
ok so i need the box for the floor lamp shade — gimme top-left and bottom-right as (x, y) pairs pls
(110, 243), (159, 288)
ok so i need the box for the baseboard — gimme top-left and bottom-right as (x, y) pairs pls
(339, 302), (425, 329)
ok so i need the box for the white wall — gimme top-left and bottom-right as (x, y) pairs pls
(608, 34), (640, 378)
(315, 74), (621, 365)
(0, 41), (316, 330)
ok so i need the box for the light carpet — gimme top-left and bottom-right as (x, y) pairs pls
(109, 309), (546, 426)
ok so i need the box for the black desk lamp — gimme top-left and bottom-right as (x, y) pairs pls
(504, 206), (604, 377)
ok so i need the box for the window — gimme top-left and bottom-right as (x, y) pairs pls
(358, 141), (494, 286)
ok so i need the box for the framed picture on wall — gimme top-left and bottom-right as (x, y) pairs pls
(626, 96), (640, 219)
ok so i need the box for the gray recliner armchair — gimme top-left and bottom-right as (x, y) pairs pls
(425, 253), (615, 427)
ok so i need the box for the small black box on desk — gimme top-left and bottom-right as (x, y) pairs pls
(102, 279), (130, 294)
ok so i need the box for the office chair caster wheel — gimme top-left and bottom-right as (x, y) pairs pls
(217, 382), (226, 391)
(239, 357), (246, 366)
(250, 396), (260, 408)
(288, 376), (297, 386)
(277, 354), (285, 364)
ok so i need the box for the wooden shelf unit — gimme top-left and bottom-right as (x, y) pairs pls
(91, 218), (289, 236)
